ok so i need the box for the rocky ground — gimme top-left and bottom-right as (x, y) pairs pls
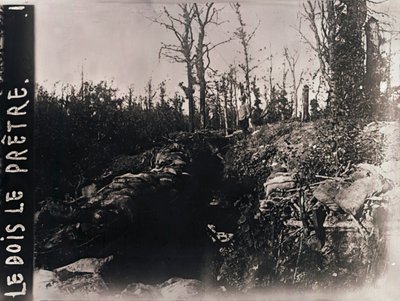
(34, 120), (400, 300)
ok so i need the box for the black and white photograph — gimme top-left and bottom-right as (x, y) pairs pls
(1, 0), (400, 300)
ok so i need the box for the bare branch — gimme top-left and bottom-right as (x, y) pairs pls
(247, 19), (261, 44)
(207, 38), (232, 53)
(299, 0), (331, 86)
(292, 23), (318, 52)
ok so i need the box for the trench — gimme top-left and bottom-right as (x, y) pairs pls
(99, 148), (246, 289)
(36, 141), (250, 290)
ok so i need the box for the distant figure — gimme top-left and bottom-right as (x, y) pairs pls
(238, 96), (250, 134)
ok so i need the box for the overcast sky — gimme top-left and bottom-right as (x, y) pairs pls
(5, 0), (400, 100)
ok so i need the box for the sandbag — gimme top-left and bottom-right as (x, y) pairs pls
(264, 174), (295, 196)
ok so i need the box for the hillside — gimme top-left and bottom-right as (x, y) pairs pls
(34, 120), (400, 299)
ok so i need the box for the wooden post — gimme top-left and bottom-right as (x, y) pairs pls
(302, 85), (310, 122)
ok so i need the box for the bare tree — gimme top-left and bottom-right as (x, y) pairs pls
(152, 4), (196, 131)
(158, 80), (167, 106)
(231, 3), (260, 107)
(297, 0), (335, 90)
(365, 17), (382, 109)
(268, 52), (274, 103)
(284, 47), (304, 118)
(227, 64), (240, 127)
(144, 78), (157, 110)
(193, 3), (230, 129)
(277, 60), (289, 91)
(221, 76), (229, 135)
(127, 84), (135, 109)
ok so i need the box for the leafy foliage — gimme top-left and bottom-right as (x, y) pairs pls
(297, 118), (384, 184)
(218, 192), (302, 290)
(266, 87), (292, 122)
(218, 118), (385, 290)
(34, 82), (187, 200)
(330, 1), (367, 117)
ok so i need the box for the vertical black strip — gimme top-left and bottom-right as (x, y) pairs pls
(0, 5), (34, 301)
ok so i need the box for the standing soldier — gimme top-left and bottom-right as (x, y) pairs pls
(238, 95), (251, 134)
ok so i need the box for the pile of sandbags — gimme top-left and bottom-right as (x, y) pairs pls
(260, 161), (296, 212)
(36, 143), (191, 269)
(34, 257), (112, 298)
(120, 278), (205, 300)
(36, 256), (205, 299)
(313, 163), (392, 216)
(263, 171), (296, 197)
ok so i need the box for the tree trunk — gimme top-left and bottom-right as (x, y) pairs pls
(302, 85), (310, 122)
(216, 91), (223, 129)
(199, 78), (206, 129)
(365, 17), (381, 113)
(244, 50), (252, 107)
(292, 72), (298, 118)
(196, 29), (207, 129)
(223, 81), (229, 136)
(185, 61), (196, 132)
(229, 80), (237, 130)
(330, 0), (367, 117)
(234, 83), (239, 129)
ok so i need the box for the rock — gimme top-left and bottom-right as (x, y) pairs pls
(159, 278), (205, 299)
(54, 256), (113, 281)
(34, 269), (57, 291)
(33, 269), (62, 300)
(55, 273), (109, 295)
(120, 283), (161, 299)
